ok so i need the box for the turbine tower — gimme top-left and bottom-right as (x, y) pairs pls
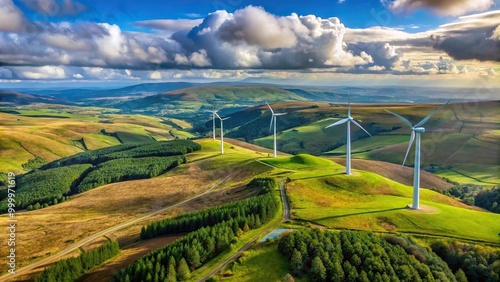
(207, 108), (218, 140)
(325, 96), (371, 175)
(266, 102), (287, 158)
(385, 100), (450, 210)
(215, 112), (230, 154)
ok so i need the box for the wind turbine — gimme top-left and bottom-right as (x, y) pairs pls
(207, 108), (218, 140)
(266, 102), (287, 158)
(325, 96), (371, 175)
(215, 112), (230, 154)
(385, 100), (450, 210)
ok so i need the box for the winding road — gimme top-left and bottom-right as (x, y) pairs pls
(0, 175), (232, 281)
(197, 177), (291, 282)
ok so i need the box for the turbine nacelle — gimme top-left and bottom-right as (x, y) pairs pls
(413, 127), (425, 133)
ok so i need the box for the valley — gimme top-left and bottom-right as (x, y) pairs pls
(0, 85), (498, 282)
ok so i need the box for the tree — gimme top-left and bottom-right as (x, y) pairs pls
(310, 256), (327, 282)
(455, 269), (467, 282)
(166, 256), (177, 282)
(290, 249), (303, 275)
(177, 258), (191, 281)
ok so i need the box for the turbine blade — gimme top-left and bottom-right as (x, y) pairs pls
(269, 115), (274, 132)
(351, 119), (372, 137)
(222, 117), (230, 120)
(274, 112), (287, 116)
(265, 101), (274, 115)
(415, 99), (451, 127)
(325, 118), (349, 129)
(385, 110), (413, 128)
(402, 130), (415, 166)
(215, 112), (222, 119)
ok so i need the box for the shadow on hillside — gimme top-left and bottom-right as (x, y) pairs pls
(316, 207), (406, 220)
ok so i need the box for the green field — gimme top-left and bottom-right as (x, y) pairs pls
(290, 177), (499, 241)
(262, 154), (500, 243)
(216, 244), (305, 282)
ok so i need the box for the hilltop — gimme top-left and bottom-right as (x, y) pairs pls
(0, 106), (193, 173)
(117, 85), (306, 117)
(0, 90), (70, 106)
(262, 154), (499, 242)
(225, 100), (499, 185)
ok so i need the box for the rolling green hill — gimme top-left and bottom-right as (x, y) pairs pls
(119, 86), (307, 118)
(262, 154), (500, 243)
(226, 101), (499, 185)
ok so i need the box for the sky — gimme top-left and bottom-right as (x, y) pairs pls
(0, 0), (499, 89)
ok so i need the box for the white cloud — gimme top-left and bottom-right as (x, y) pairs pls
(134, 19), (203, 33)
(0, 0), (27, 32)
(150, 71), (162, 79)
(18, 66), (66, 79)
(386, 0), (494, 16)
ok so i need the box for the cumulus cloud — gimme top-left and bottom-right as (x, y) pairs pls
(0, 0), (27, 32)
(349, 42), (402, 70)
(386, 0), (495, 16)
(17, 65), (66, 79)
(0, 5), (372, 70)
(431, 11), (500, 62)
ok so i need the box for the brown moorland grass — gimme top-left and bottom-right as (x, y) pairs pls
(0, 140), (274, 279)
(78, 236), (182, 282)
(0, 111), (179, 173)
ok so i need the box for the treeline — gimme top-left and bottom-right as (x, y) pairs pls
(77, 156), (185, 192)
(0, 164), (91, 212)
(35, 240), (120, 282)
(21, 156), (46, 171)
(140, 178), (278, 239)
(432, 184), (500, 213)
(0, 140), (201, 213)
(40, 140), (200, 169)
(474, 187), (500, 213)
(278, 229), (457, 282)
(431, 241), (500, 282)
(113, 178), (279, 282)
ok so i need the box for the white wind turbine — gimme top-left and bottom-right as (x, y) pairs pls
(385, 100), (450, 210)
(207, 108), (218, 140)
(266, 102), (287, 158)
(215, 112), (230, 154)
(325, 97), (371, 175)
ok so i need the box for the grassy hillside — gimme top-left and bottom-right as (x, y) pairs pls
(262, 154), (500, 243)
(120, 86), (306, 117)
(0, 90), (70, 105)
(329, 158), (453, 190)
(227, 101), (499, 185)
(0, 139), (276, 277)
(0, 105), (193, 173)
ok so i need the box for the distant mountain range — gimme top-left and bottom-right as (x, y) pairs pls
(0, 90), (71, 106)
(0, 82), (494, 112)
